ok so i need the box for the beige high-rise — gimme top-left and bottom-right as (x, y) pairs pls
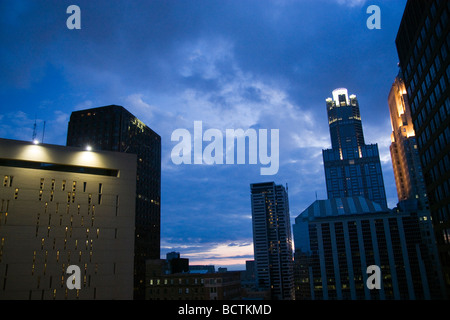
(0, 138), (136, 299)
(388, 76), (427, 206)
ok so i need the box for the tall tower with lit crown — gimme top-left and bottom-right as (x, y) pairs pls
(323, 88), (388, 208)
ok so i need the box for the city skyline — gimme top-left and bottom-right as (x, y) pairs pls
(0, 0), (408, 270)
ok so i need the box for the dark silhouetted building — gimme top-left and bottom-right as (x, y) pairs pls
(293, 197), (444, 299)
(66, 105), (161, 299)
(166, 251), (189, 274)
(145, 254), (241, 300)
(250, 182), (294, 300)
(395, 0), (450, 293)
(323, 88), (388, 208)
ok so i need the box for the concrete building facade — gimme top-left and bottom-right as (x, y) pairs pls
(0, 138), (136, 299)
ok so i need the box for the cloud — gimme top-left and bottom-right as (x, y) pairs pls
(335, 0), (367, 7)
(291, 131), (330, 149)
(74, 100), (93, 111)
(178, 37), (235, 80)
(170, 240), (254, 268)
(125, 93), (157, 119)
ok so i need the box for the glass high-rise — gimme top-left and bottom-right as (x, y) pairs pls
(395, 0), (450, 293)
(388, 75), (446, 297)
(66, 105), (161, 300)
(323, 88), (388, 208)
(250, 182), (294, 300)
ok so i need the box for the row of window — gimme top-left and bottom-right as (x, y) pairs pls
(420, 126), (450, 170)
(415, 96), (450, 149)
(39, 178), (103, 194)
(160, 277), (202, 285)
(431, 176), (450, 205)
(404, 1), (449, 85)
(148, 287), (205, 296)
(32, 249), (94, 274)
(436, 204), (450, 225)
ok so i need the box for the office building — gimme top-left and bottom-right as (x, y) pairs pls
(323, 88), (388, 208)
(388, 75), (428, 208)
(395, 0), (450, 292)
(0, 138), (136, 299)
(250, 182), (294, 300)
(146, 269), (242, 300)
(145, 255), (241, 300)
(388, 75), (446, 297)
(66, 105), (161, 299)
(293, 196), (443, 300)
(166, 252), (189, 274)
(189, 265), (215, 274)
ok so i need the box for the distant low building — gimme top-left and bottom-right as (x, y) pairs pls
(189, 265), (215, 274)
(145, 260), (241, 300)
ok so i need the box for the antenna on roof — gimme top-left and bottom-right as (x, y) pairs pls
(32, 117), (37, 142)
(41, 121), (46, 143)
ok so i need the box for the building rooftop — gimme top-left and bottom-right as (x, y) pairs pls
(295, 197), (388, 222)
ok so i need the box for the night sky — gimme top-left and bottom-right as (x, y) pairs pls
(0, 0), (407, 270)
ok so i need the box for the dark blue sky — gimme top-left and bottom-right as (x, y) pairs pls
(0, 0), (407, 269)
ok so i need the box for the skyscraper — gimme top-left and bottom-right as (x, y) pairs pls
(293, 196), (444, 300)
(323, 88), (388, 208)
(66, 105), (161, 299)
(395, 0), (450, 293)
(388, 75), (428, 209)
(388, 74), (446, 297)
(250, 182), (294, 300)
(0, 138), (136, 299)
